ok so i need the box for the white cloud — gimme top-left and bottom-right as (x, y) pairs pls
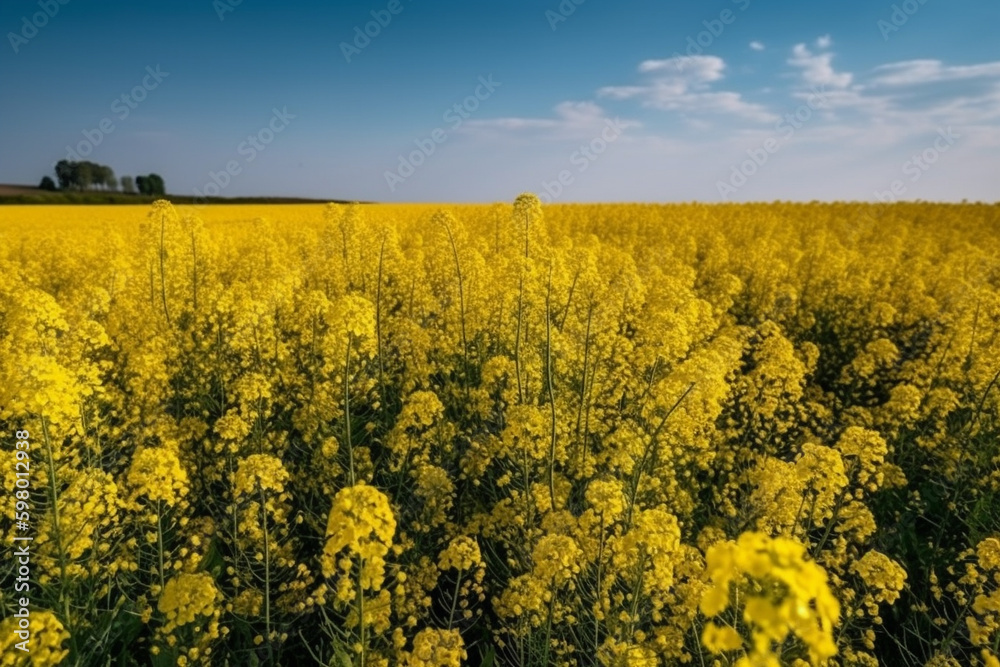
(788, 42), (853, 89)
(429, 41), (1000, 204)
(806, 53), (1000, 124)
(598, 55), (776, 122)
(869, 59), (1000, 87)
(774, 45), (1000, 156)
(634, 55), (726, 80)
(750, 41), (765, 51)
(462, 101), (639, 137)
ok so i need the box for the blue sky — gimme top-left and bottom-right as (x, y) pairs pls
(1, 0), (997, 202)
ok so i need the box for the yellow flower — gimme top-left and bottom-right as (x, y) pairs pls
(127, 446), (189, 507)
(405, 627), (465, 667)
(978, 537), (1000, 572)
(701, 621), (743, 653)
(158, 572), (221, 632)
(532, 534), (583, 585)
(852, 550), (907, 606)
(0, 610), (69, 667)
(438, 536), (482, 572)
(322, 483), (396, 604)
(701, 532), (840, 664)
(585, 478), (626, 520)
(232, 453), (290, 499)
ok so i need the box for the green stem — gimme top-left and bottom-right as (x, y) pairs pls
(376, 237), (387, 419)
(356, 557), (366, 665)
(626, 554), (648, 638)
(190, 227), (198, 312)
(42, 418), (76, 658)
(515, 274), (525, 404)
(344, 336), (355, 485)
(159, 213), (171, 325)
(260, 484), (273, 662)
(156, 499), (165, 593)
(447, 569), (463, 631)
(442, 218), (470, 396)
(625, 383), (695, 528)
(541, 583), (556, 667)
(594, 514), (605, 656)
(546, 264), (557, 511)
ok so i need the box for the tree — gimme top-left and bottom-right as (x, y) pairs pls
(76, 162), (94, 190)
(39, 176), (56, 191)
(55, 160), (73, 190)
(96, 165), (115, 190)
(146, 173), (165, 196)
(136, 173), (166, 196)
(51, 160), (119, 191)
(49, 162), (158, 194)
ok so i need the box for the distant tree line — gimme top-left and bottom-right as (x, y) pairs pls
(43, 160), (165, 196)
(53, 160), (116, 190)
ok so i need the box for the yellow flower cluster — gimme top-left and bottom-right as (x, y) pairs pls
(404, 627), (466, 667)
(232, 453), (289, 499)
(585, 478), (627, 520)
(966, 538), (1000, 653)
(852, 550), (908, 611)
(127, 446), (190, 507)
(156, 572), (223, 664)
(4, 198), (1000, 665)
(0, 610), (69, 667)
(158, 572), (222, 631)
(322, 483), (397, 605)
(533, 534), (583, 585)
(438, 536), (482, 572)
(701, 532), (841, 665)
(34, 467), (121, 581)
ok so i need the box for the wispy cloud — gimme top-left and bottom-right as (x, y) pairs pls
(447, 36), (1000, 203)
(597, 55), (776, 122)
(788, 41), (853, 89)
(461, 101), (639, 138)
(773, 40), (1000, 151)
(869, 60), (1000, 87)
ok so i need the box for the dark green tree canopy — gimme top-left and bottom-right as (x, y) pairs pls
(136, 173), (166, 196)
(51, 161), (163, 195)
(53, 160), (117, 190)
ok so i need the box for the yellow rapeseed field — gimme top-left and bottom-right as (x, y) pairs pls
(1, 198), (999, 666)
